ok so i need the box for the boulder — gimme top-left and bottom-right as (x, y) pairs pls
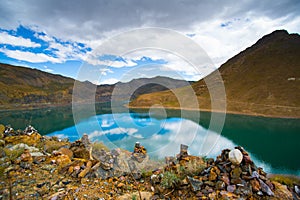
(228, 149), (243, 165)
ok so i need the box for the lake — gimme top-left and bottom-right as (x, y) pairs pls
(1, 103), (299, 176)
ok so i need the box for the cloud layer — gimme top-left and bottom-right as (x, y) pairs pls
(0, 0), (299, 83)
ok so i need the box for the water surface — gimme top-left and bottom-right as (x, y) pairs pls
(1, 103), (299, 175)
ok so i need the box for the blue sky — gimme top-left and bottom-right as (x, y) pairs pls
(0, 0), (299, 84)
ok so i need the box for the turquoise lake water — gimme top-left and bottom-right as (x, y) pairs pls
(1, 103), (299, 176)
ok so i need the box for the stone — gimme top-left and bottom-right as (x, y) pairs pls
(0, 147), (6, 158)
(216, 181), (225, 190)
(4, 133), (41, 146)
(116, 192), (152, 200)
(250, 179), (261, 192)
(58, 147), (73, 159)
(81, 134), (91, 148)
(117, 182), (125, 188)
(55, 154), (72, 168)
(295, 185), (300, 196)
(10, 143), (39, 153)
(0, 124), (5, 138)
(30, 152), (44, 157)
(209, 166), (220, 181)
(227, 185), (236, 192)
(0, 140), (5, 147)
(231, 167), (242, 179)
(78, 161), (92, 178)
(24, 125), (37, 135)
(220, 191), (238, 199)
(20, 149), (33, 162)
(187, 176), (203, 191)
(272, 182), (293, 199)
(259, 179), (274, 196)
(228, 149), (243, 165)
(220, 174), (230, 185)
(71, 147), (90, 160)
(20, 161), (31, 169)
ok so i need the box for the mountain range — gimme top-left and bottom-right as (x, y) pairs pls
(0, 63), (191, 110)
(130, 30), (300, 118)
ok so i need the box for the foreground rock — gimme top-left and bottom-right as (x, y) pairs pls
(0, 124), (299, 199)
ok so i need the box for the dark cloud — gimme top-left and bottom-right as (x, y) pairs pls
(0, 0), (299, 41)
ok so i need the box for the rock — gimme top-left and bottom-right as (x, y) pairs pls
(259, 179), (274, 196)
(250, 179), (261, 192)
(58, 147), (73, 159)
(220, 191), (238, 199)
(10, 143), (40, 153)
(0, 124), (5, 138)
(20, 149), (33, 162)
(116, 192), (152, 200)
(295, 185), (300, 196)
(117, 182), (125, 188)
(4, 133), (41, 146)
(78, 161), (92, 178)
(221, 174), (230, 185)
(0, 140), (5, 147)
(231, 167), (242, 178)
(20, 161), (31, 169)
(187, 176), (203, 191)
(216, 181), (226, 190)
(151, 174), (162, 184)
(132, 142), (147, 163)
(30, 152), (44, 157)
(228, 149), (243, 165)
(272, 182), (293, 199)
(227, 185), (236, 192)
(71, 147), (90, 160)
(43, 139), (70, 153)
(0, 147), (6, 158)
(81, 134), (91, 148)
(209, 166), (220, 181)
(55, 154), (71, 168)
(24, 125), (37, 135)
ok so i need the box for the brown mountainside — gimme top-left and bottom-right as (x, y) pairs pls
(130, 30), (300, 118)
(0, 63), (191, 109)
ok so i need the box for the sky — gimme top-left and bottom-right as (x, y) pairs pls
(0, 0), (299, 84)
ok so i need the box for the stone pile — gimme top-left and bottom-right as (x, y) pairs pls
(1, 124), (299, 199)
(151, 145), (299, 199)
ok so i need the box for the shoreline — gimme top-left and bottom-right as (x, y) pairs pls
(1, 102), (299, 119)
(127, 105), (300, 119)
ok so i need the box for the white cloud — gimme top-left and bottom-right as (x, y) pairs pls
(89, 127), (138, 139)
(189, 15), (300, 67)
(99, 68), (113, 76)
(87, 56), (137, 68)
(92, 77), (119, 85)
(0, 31), (41, 48)
(43, 65), (53, 73)
(0, 48), (62, 63)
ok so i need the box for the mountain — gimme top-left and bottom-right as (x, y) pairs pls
(0, 63), (191, 109)
(130, 30), (300, 118)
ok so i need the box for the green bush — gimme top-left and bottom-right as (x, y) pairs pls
(3, 147), (24, 162)
(161, 171), (180, 189)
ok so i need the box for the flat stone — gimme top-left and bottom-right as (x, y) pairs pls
(227, 185), (236, 193)
(250, 179), (261, 192)
(187, 176), (203, 191)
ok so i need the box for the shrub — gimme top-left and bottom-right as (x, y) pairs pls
(161, 171), (180, 189)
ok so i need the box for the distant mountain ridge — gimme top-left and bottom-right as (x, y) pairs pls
(130, 30), (300, 118)
(0, 63), (191, 109)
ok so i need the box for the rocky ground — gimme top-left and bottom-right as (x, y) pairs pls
(0, 124), (300, 200)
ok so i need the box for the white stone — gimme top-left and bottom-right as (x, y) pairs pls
(228, 149), (243, 165)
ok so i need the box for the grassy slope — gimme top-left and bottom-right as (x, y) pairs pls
(0, 63), (192, 109)
(130, 30), (300, 118)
